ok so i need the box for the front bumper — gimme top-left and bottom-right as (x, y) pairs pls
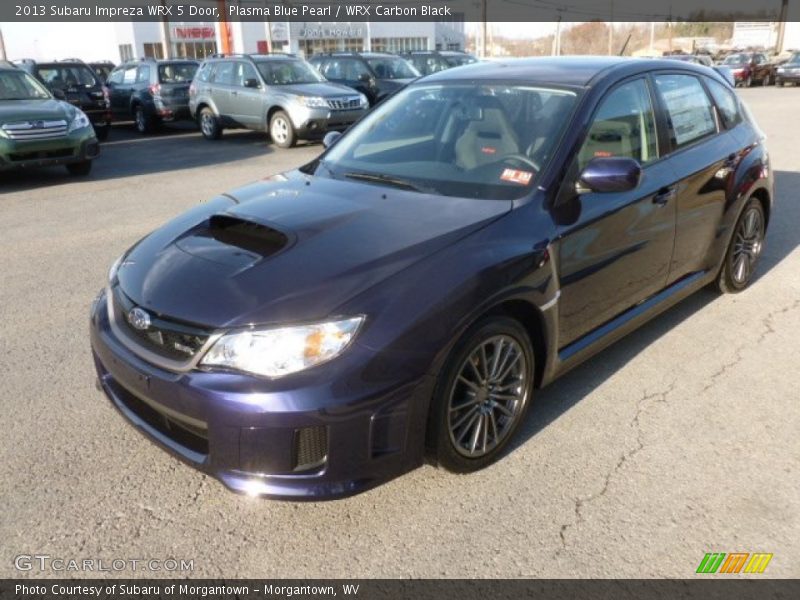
(0, 128), (98, 171)
(289, 106), (366, 140)
(89, 290), (428, 500)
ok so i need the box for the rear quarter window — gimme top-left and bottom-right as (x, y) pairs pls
(705, 78), (743, 129)
(654, 73), (717, 150)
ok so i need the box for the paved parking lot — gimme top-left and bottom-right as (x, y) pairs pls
(1, 88), (798, 578)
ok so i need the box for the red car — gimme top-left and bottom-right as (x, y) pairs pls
(722, 52), (776, 87)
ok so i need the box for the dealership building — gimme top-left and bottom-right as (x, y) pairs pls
(112, 19), (466, 62)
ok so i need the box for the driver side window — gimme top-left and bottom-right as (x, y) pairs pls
(578, 78), (658, 171)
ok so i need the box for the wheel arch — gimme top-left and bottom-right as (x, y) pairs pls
(749, 186), (771, 229)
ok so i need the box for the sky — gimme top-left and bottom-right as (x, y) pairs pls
(0, 21), (563, 61)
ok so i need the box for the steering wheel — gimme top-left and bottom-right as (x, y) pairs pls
(501, 154), (540, 172)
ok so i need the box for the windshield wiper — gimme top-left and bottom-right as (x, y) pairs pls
(344, 171), (428, 193)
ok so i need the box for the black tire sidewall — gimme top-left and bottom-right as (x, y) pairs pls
(719, 198), (765, 293)
(429, 316), (534, 473)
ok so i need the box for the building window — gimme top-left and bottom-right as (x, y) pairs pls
(143, 43), (164, 59)
(370, 37), (427, 52)
(119, 44), (134, 62)
(172, 41), (217, 59)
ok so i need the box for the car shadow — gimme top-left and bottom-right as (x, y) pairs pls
(0, 123), (281, 193)
(509, 169), (800, 452)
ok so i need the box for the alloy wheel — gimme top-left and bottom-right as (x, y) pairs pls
(200, 112), (215, 137)
(271, 116), (289, 144)
(731, 206), (764, 285)
(447, 335), (529, 458)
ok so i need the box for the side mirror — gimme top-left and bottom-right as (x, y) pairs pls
(577, 157), (642, 194)
(244, 78), (260, 89)
(51, 88), (66, 100)
(322, 131), (342, 149)
(358, 73), (373, 84)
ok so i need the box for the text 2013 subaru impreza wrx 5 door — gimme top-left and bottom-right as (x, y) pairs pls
(90, 58), (772, 500)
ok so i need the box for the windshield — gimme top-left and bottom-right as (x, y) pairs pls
(35, 64), (98, 88)
(256, 60), (324, 85)
(724, 54), (749, 65)
(159, 62), (198, 83)
(0, 70), (51, 100)
(317, 83), (577, 200)
(444, 54), (477, 67)
(788, 52), (800, 64)
(365, 57), (420, 79)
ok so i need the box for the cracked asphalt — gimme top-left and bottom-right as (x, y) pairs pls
(1, 87), (798, 579)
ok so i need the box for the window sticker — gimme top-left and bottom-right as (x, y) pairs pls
(500, 168), (533, 185)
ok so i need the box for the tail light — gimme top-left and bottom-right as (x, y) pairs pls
(189, 82), (196, 96)
(148, 83), (162, 96)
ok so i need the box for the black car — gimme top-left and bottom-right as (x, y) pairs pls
(776, 51), (800, 86)
(308, 52), (420, 106)
(16, 59), (111, 140)
(401, 50), (478, 75)
(105, 58), (199, 134)
(91, 57), (771, 499)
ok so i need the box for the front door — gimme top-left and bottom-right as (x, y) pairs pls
(555, 77), (677, 346)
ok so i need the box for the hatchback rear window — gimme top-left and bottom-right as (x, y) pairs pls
(159, 63), (198, 84)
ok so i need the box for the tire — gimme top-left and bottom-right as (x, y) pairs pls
(198, 107), (221, 140)
(269, 110), (296, 148)
(715, 198), (766, 294)
(776, 78), (783, 87)
(762, 73), (771, 86)
(744, 75), (752, 88)
(428, 316), (534, 473)
(66, 160), (92, 176)
(94, 124), (110, 141)
(134, 105), (155, 134)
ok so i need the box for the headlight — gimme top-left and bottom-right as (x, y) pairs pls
(297, 96), (328, 108)
(200, 316), (364, 378)
(108, 254), (123, 283)
(68, 109), (91, 132)
(358, 93), (369, 108)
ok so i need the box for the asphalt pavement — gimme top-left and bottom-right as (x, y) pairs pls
(1, 89), (798, 578)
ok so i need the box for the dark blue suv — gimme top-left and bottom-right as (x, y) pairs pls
(90, 58), (772, 499)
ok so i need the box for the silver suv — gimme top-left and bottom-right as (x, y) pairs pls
(189, 53), (368, 148)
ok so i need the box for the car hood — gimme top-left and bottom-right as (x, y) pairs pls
(279, 82), (363, 98)
(117, 174), (511, 329)
(0, 98), (72, 122)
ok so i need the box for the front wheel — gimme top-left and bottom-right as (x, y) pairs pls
(428, 316), (534, 473)
(744, 75), (753, 88)
(715, 198), (766, 293)
(762, 73), (771, 86)
(66, 160), (92, 176)
(269, 110), (296, 148)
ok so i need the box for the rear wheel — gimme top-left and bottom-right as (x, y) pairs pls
(198, 107), (221, 140)
(716, 199), (766, 293)
(94, 123), (110, 141)
(762, 73), (772, 86)
(134, 105), (155, 134)
(66, 160), (92, 176)
(744, 75), (753, 88)
(269, 110), (296, 148)
(428, 316), (534, 473)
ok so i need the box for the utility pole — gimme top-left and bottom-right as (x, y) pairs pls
(552, 15), (562, 56)
(607, 1), (614, 55)
(481, 0), (487, 58)
(775, 0), (789, 54)
(159, 0), (172, 58)
(0, 28), (6, 61)
(649, 21), (655, 54)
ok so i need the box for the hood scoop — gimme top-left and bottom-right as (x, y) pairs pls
(173, 214), (291, 269)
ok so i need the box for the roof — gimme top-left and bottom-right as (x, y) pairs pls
(421, 56), (713, 87)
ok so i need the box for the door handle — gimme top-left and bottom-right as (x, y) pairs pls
(653, 186), (676, 206)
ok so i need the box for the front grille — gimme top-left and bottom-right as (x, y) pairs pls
(8, 148), (74, 161)
(108, 378), (209, 457)
(327, 97), (361, 110)
(2, 120), (68, 140)
(111, 286), (211, 362)
(293, 426), (328, 472)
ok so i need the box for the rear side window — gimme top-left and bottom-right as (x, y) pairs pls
(122, 66), (137, 84)
(136, 65), (150, 84)
(705, 78), (743, 129)
(578, 78), (658, 170)
(195, 62), (212, 82)
(654, 74), (717, 150)
(107, 69), (124, 85)
(211, 62), (235, 85)
(36, 65), (97, 87)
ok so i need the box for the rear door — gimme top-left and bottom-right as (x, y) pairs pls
(651, 72), (735, 283)
(109, 65), (136, 118)
(229, 61), (263, 128)
(209, 61), (236, 122)
(556, 77), (677, 346)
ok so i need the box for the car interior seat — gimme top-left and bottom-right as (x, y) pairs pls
(454, 95), (521, 170)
